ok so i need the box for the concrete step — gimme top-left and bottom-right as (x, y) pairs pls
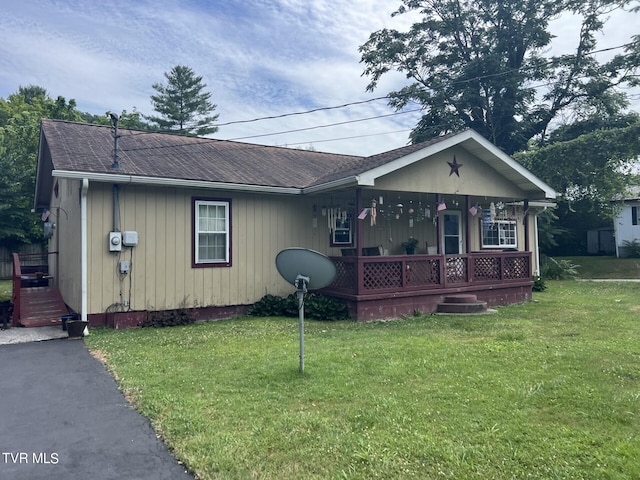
(441, 294), (479, 304)
(436, 300), (488, 314)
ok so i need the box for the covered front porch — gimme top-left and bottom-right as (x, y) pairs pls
(312, 181), (543, 321)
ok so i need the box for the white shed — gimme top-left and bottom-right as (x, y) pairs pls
(612, 186), (640, 257)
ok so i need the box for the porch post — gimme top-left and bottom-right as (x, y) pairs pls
(465, 195), (472, 253)
(524, 199), (530, 252)
(355, 188), (363, 295)
(355, 188), (363, 256)
(436, 193), (442, 254)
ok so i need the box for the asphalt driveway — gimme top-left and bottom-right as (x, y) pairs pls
(0, 338), (193, 480)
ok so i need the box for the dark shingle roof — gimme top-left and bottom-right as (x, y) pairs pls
(40, 119), (363, 189)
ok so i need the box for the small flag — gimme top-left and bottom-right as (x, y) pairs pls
(437, 201), (447, 212)
(357, 208), (369, 220)
(469, 203), (478, 216)
(41, 209), (50, 221)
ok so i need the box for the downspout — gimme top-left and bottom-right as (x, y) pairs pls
(113, 184), (120, 231)
(81, 178), (89, 335)
(534, 208), (543, 277)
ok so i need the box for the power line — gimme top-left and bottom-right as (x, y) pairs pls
(208, 41), (637, 129)
(212, 96), (392, 127)
(284, 128), (415, 146)
(226, 108), (422, 141)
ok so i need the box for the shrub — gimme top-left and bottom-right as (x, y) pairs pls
(140, 308), (196, 328)
(247, 294), (292, 317)
(621, 239), (640, 258)
(301, 293), (351, 321)
(249, 293), (350, 321)
(532, 275), (547, 292)
(540, 255), (580, 280)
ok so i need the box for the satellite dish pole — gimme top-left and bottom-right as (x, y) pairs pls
(294, 274), (309, 372)
(275, 248), (337, 374)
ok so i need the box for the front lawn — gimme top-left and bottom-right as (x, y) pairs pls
(86, 281), (640, 479)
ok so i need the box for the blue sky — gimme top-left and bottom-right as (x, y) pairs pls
(0, 1), (637, 155)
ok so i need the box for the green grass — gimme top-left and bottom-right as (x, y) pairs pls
(557, 256), (640, 279)
(0, 280), (11, 302)
(85, 280), (640, 480)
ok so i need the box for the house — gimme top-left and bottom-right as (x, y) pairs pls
(29, 119), (556, 327)
(612, 185), (640, 257)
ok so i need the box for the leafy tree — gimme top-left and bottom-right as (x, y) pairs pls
(83, 108), (154, 130)
(515, 113), (640, 253)
(146, 65), (219, 136)
(359, 0), (640, 154)
(0, 87), (84, 246)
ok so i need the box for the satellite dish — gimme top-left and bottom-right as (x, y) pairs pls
(275, 248), (337, 290)
(275, 248), (337, 373)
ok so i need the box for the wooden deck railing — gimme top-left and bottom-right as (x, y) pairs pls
(324, 251), (532, 296)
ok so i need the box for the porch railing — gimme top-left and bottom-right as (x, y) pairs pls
(324, 251), (531, 296)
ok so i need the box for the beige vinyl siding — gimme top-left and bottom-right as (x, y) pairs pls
(49, 178), (83, 312)
(84, 183), (321, 315)
(374, 147), (526, 199)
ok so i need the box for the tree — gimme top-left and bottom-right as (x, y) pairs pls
(83, 108), (154, 130)
(359, 0), (640, 154)
(0, 87), (84, 246)
(515, 113), (640, 253)
(146, 65), (219, 136)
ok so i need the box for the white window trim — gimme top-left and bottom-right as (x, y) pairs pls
(195, 199), (230, 264)
(481, 219), (517, 248)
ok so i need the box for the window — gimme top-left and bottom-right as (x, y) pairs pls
(194, 199), (230, 266)
(632, 206), (639, 226)
(331, 217), (353, 245)
(482, 220), (517, 248)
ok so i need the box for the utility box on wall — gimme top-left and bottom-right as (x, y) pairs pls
(109, 232), (122, 252)
(122, 231), (138, 247)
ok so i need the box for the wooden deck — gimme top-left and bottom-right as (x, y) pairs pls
(322, 251), (533, 321)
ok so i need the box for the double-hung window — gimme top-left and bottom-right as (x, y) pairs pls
(481, 220), (517, 248)
(194, 199), (230, 266)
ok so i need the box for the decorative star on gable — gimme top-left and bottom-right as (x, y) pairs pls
(447, 155), (463, 177)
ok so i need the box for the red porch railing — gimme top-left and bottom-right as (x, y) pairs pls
(324, 251), (531, 296)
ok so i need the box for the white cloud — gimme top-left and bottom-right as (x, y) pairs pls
(0, 0), (637, 156)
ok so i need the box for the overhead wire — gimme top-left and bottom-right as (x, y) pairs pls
(113, 40), (638, 151)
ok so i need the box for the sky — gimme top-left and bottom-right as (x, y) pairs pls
(0, 0), (638, 156)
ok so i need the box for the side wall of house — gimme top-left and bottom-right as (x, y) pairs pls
(48, 177), (83, 312)
(613, 203), (640, 256)
(84, 183), (336, 316)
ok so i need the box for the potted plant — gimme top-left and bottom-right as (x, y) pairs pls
(402, 236), (419, 254)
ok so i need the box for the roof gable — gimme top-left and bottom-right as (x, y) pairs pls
(307, 130), (556, 199)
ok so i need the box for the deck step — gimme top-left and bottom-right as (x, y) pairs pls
(18, 286), (68, 328)
(437, 294), (488, 314)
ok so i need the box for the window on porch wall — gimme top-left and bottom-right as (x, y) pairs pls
(481, 220), (517, 248)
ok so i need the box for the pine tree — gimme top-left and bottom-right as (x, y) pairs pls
(147, 65), (219, 136)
